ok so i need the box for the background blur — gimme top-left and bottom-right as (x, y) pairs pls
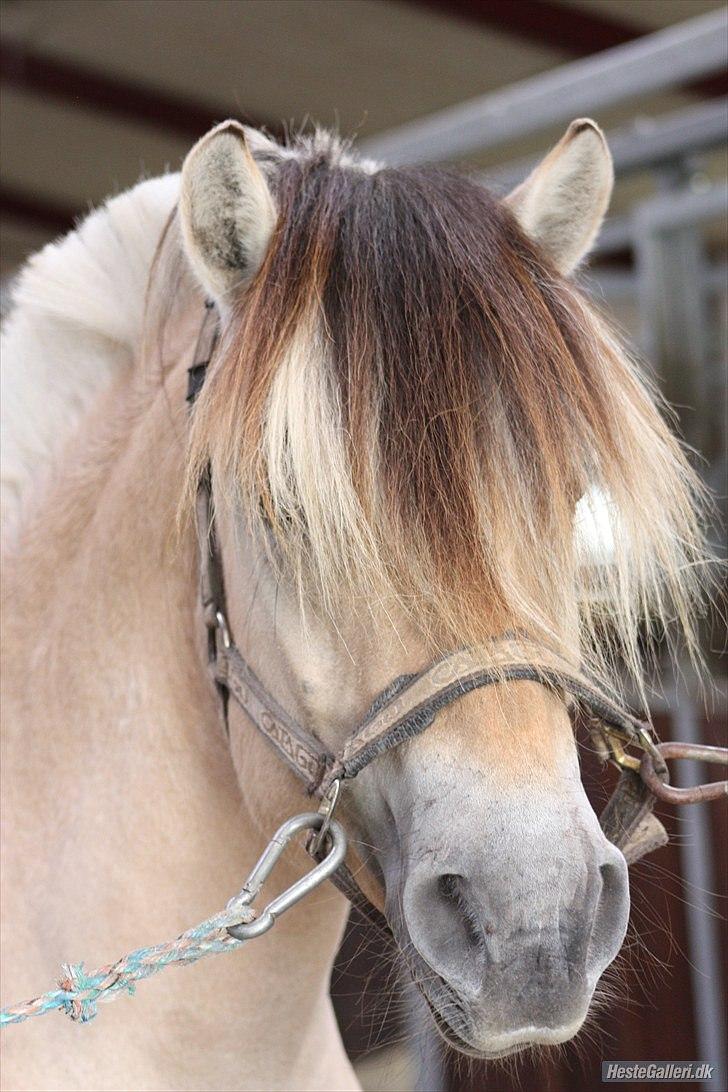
(1, 2), (725, 1091)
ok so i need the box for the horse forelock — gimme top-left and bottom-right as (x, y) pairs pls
(184, 132), (709, 691)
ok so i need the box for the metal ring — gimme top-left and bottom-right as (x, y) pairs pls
(215, 610), (231, 650)
(309, 778), (342, 859)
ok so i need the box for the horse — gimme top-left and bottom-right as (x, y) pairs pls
(0, 118), (708, 1090)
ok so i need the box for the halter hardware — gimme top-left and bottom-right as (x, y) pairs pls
(226, 813), (347, 940)
(641, 741), (728, 805)
(596, 721), (667, 775)
(214, 609), (231, 650)
(308, 778), (342, 859)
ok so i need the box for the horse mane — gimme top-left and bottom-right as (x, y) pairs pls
(0, 174), (179, 535)
(183, 130), (709, 691)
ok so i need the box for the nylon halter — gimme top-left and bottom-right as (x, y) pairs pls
(187, 304), (673, 925)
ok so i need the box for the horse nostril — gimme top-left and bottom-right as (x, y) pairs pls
(437, 873), (488, 951)
(437, 873), (460, 900)
(600, 859), (620, 892)
(586, 853), (630, 978)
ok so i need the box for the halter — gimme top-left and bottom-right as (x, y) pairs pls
(3, 302), (725, 1031)
(187, 303), (725, 932)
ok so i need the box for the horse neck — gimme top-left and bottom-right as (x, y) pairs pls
(1, 329), (356, 1088)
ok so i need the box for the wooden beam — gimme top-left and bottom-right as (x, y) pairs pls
(0, 184), (80, 236)
(405, 0), (726, 97)
(0, 37), (282, 142)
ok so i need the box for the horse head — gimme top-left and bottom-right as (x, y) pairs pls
(172, 120), (704, 1059)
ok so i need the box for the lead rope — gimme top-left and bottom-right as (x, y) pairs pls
(1, 905), (256, 1026)
(1, 814), (347, 1027)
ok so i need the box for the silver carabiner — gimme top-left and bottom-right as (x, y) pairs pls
(226, 812), (347, 940)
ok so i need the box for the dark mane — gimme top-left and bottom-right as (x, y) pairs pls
(186, 133), (706, 684)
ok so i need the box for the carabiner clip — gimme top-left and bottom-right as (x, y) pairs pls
(226, 812), (347, 940)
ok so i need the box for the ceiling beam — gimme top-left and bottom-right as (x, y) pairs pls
(404, 0), (726, 97)
(0, 184), (80, 236)
(363, 9), (728, 164)
(0, 37), (282, 142)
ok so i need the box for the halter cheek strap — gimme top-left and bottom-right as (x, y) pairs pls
(187, 305), (675, 927)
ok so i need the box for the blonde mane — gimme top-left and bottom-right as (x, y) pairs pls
(181, 132), (709, 693)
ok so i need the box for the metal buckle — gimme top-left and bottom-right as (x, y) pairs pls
(600, 723), (665, 775)
(606, 734), (642, 772)
(226, 812), (347, 940)
(598, 725), (642, 771)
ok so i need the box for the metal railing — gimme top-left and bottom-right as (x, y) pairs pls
(361, 9), (728, 167)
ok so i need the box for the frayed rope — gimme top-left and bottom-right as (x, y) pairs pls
(1, 897), (256, 1026)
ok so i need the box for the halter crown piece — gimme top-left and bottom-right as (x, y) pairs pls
(187, 303), (727, 930)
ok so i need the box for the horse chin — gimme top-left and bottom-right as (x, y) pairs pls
(422, 990), (496, 1059)
(406, 949), (585, 1061)
(422, 984), (584, 1060)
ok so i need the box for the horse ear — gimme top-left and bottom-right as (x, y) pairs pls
(179, 120), (277, 300)
(505, 119), (613, 274)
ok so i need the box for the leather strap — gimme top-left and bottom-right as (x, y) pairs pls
(324, 648), (649, 792)
(213, 638), (330, 794)
(599, 768), (669, 863)
(214, 621), (653, 803)
(186, 300), (219, 405)
(326, 861), (389, 932)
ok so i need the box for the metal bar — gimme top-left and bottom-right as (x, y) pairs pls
(594, 216), (638, 255)
(640, 742), (728, 804)
(635, 182), (728, 234)
(408, 0), (642, 55)
(484, 99), (728, 193)
(361, 10), (728, 165)
(635, 180), (728, 539)
(594, 183), (728, 255)
(667, 674), (727, 1092)
(406, 0), (726, 98)
(585, 263), (728, 302)
(633, 192), (710, 443)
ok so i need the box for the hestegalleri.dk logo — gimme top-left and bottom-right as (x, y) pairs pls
(602, 1061), (715, 1082)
